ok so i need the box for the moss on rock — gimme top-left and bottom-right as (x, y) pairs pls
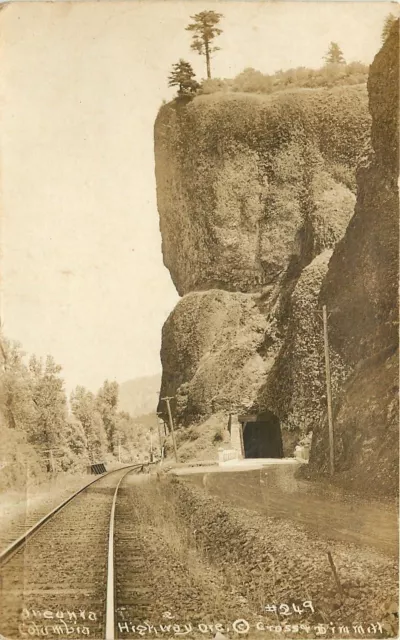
(155, 86), (369, 296)
(259, 250), (348, 436)
(158, 290), (276, 426)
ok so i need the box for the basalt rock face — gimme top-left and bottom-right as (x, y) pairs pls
(155, 84), (372, 459)
(158, 290), (275, 425)
(257, 250), (349, 435)
(307, 24), (399, 496)
(155, 87), (368, 297)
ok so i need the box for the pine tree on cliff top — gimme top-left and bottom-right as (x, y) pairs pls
(324, 42), (346, 65)
(168, 59), (199, 96)
(185, 10), (223, 79)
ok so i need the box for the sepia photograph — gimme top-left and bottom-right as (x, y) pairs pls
(0, 1), (398, 639)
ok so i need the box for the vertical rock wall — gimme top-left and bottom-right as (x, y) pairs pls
(153, 60), (398, 493)
(306, 23), (399, 496)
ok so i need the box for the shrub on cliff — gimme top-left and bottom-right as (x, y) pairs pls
(230, 67), (273, 94)
(196, 62), (368, 96)
(200, 77), (232, 94)
(381, 13), (398, 43)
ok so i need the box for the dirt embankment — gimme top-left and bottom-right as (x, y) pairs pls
(116, 475), (398, 639)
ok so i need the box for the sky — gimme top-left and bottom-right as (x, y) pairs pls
(0, 0), (395, 394)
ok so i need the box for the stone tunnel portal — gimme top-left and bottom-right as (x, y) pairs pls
(240, 410), (283, 459)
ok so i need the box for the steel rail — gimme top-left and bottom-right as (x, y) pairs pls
(105, 468), (134, 639)
(0, 464), (144, 568)
(105, 461), (158, 640)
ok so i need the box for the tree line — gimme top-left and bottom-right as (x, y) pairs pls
(167, 11), (398, 97)
(0, 332), (154, 483)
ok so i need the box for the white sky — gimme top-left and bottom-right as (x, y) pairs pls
(0, 0), (395, 394)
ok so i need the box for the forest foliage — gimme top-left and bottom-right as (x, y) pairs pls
(198, 61), (369, 96)
(168, 20), (370, 99)
(168, 9), (388, 99)
(0, 334), (158, 490)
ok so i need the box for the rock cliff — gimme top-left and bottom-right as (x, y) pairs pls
(155, 85), (370, 450)
(306, 23), (399, 496)
(159, 290), (275, 424)
(155, 87), (368, 296)
(154, 49), (397, 495)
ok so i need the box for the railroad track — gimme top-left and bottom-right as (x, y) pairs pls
(0, 464), (154, 640)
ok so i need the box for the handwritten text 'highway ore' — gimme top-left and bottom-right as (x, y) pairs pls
(117, 621), (385, 636)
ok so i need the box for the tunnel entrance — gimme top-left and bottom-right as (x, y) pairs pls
(239, 410), (283, 459)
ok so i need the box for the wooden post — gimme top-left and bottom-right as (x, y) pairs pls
(118, 434), (121, 463)
(162, 396), (178, 463)
(322, 305), (334, 476)
(327, 550), (343, 601)
(156, 413), (164, 459)
(49, 449), (55, 475)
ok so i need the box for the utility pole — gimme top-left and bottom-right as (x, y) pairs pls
(161, 396), (178, 463)
(117, 434), (121, 464)
(49, 449), (55, 475)
(156, 412), (164, 460)
(149, 431), (154, 462)
(155, 394), (167, 439)
(322, 305), (334, 476)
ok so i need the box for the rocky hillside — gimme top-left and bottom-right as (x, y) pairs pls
(154, 35), (398, 496)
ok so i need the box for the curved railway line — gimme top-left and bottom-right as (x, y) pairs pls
(0, 464), (153, 640)
(1, 465), (397, 640)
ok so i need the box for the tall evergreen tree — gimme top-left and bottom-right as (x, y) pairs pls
(168, 59), (199, 96)
(324, 42), (346, 65)
(185, 10), (223, 79)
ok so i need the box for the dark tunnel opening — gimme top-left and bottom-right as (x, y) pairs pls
(242, 410), (283, 459)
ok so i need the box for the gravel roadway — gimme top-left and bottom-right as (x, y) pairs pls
(178, 463), (398, 557)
